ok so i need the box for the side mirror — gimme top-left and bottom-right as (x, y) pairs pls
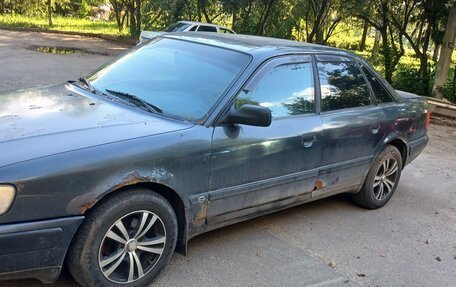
(224, 104), (272, 127)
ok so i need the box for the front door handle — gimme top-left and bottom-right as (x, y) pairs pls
(301, 135), (317, 148)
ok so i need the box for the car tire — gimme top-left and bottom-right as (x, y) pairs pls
(67, 189), (177, 287)
(353, 145), (403, 209)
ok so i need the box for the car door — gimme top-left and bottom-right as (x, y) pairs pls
(207, 56), (323, 225)
(316, 55), (386, 191)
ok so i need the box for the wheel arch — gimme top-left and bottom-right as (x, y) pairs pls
(386, 138), (408, 169)
(81, 181), (189, 255)
(359, 136), (408, 193)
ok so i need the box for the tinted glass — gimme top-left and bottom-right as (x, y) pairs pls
(236, 62), (314, 118)
(361, 65), (394, 103)
(88, 39), (250, 121)
(318, 61), (370, 111)
(165, 22), (191, 32)
(197, 25), (217, 32)
(188, 25), (198, 31)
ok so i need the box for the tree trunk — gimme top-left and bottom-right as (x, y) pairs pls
(47, 0), (53, 27)
(0, 0), (5, 14)
(316, 29), (324, 44)
(420, 53), (429, 94)
(308, 0), (329, 43)
(111, 1), (123, 32)
(432, 6), (456, 99)
(453, 63), (456, 99)
(381, 28), (393, 83)
(359, 21), (369, 51)
(128, 2), (136, 36)
(135, 0), (141, 34)
(256, 0), (274, 35)
(372, 29), (381, 61)
(432, 43), (440, 62)
(232, 12), (237, 30)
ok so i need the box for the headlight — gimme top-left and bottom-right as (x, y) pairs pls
(0, 185), (16, 215)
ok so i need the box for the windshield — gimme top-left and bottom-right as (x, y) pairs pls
(87, 38), (250, 121)
(165, 22), (191, 32)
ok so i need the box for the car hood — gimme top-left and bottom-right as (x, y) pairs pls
(0, 84), (193, 167)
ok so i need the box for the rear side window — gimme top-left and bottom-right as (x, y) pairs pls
(197, 25), (217, 32)
(361, 65), (395, 104)
(188, 25), (198, 31)
(236, 62), (315, 118)
(318, 60), (370, 112)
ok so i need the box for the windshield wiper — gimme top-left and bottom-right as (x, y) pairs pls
(105, 89), (163, 114)
(79, 77), (95, 93)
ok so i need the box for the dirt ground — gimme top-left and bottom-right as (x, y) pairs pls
(1, 29), (455, 287)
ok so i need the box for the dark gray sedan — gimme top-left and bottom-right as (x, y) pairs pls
(0, 33), (429, 286)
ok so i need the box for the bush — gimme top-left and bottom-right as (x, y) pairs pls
(442, 69), (456, 103)
(392, 63), (436, 96)
(392, 65), (425, 95)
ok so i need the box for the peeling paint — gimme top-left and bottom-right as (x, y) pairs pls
(110, 168), (173, 191)
(193, 202), (208, 222)
(112, 170), (152, 190)
(80, 199), (98, 214)
(314, 179), (324, 190)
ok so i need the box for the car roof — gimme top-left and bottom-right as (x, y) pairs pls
(162, 32), (356, 60)
(177, 21), (220, 27)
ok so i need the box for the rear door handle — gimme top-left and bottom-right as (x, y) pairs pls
(301, 135), (317, 148)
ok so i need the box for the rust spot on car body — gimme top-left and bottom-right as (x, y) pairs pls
(314, 179), (324, 190)
(80, 199), (98, 214)
(193, 202), (208, 222)
(112, 170), (152, 191)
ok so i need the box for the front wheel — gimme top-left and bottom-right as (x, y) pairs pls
(353, 145), (403, 209)
(67, 189), (178, 287)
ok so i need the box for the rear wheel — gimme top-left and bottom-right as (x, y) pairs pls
(67, 189), (177, 287)
(354, 145), (402, 209)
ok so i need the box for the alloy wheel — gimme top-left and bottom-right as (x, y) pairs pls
(98, 210), (166, 284)
(373, 157), (399, 201)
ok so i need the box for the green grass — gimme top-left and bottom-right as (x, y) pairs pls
(0, 14), (127, 36)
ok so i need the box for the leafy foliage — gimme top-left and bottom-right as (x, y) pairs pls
(0, 0), (455, 102)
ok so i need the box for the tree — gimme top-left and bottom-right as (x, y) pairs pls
(293, 0), (346, 44)
(47, 0), (53, 26)
(359, 20), (369, 51)
(197, 0), (223, 23)
(432, 6), (456, 99)
(390, 0), (434, 94)
(110, 0), (127, 32)
(355, 0), (405, 83)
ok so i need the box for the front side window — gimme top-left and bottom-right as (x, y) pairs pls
(318, 60), (370, 112)
(88, 39), (250, 121)
(361, 65), (395, 104)
(236, 62), (315, 118)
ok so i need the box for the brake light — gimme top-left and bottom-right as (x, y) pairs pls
(425, 111), (431, 129)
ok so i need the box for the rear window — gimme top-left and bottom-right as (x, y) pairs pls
(165, 22), (191, 32)
(197, 25), (217, 32)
